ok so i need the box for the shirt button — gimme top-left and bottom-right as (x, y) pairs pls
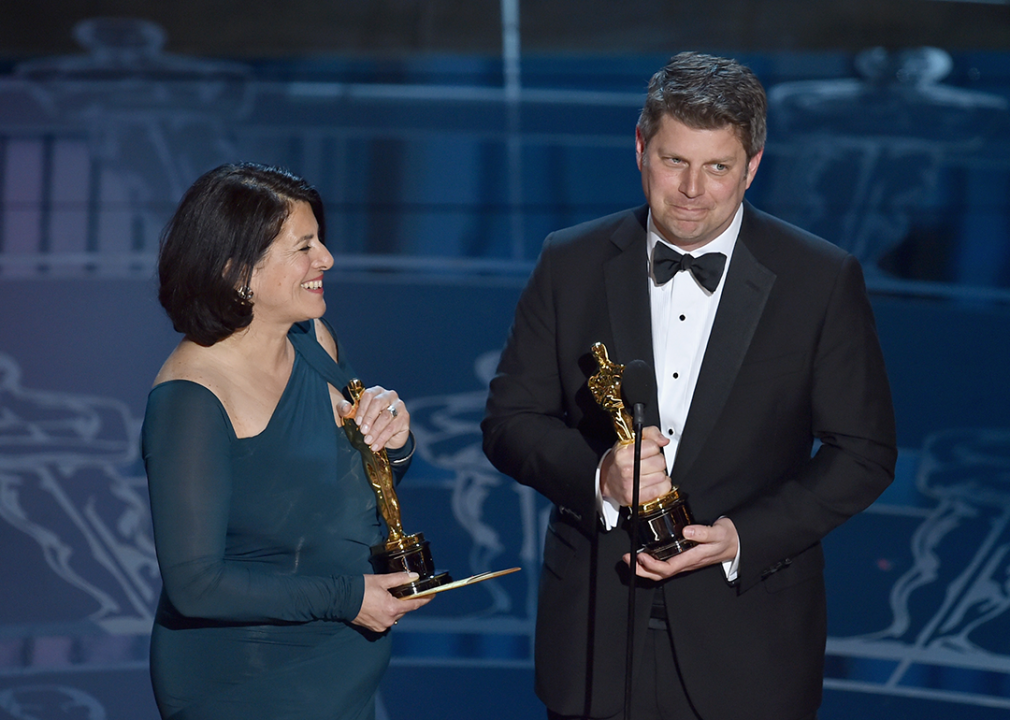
(679, 315), (686, 321)
(668, 429), (674, 436)
(672, 372), (679, 379)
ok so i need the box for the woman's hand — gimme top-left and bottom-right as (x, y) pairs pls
(352, 572), (432, 632)
(337, 385), (410, 452)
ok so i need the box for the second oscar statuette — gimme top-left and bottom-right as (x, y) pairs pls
(588, 342), (697, 559)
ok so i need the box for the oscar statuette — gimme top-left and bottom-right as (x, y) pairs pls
(343, 378), (452, 598)
(343, 379), (520, 598)
(589, 342), (697, 559)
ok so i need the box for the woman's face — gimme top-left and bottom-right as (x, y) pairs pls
(247, 200), (333, 327)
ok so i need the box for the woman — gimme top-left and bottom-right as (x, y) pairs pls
(142, 163), (430, 720)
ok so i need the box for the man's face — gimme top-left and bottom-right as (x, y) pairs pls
(636, 115), (762, 251)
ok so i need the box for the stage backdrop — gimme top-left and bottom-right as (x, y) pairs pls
(1, 20), (1009, 719)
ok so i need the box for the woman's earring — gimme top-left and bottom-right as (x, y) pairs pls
(238, 286), (253, 301)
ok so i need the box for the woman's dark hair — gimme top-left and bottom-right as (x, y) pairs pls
(157, 163), (326, 346)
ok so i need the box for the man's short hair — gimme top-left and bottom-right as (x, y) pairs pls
(157, 163), (326, 346)
(637, 52), (768, 159)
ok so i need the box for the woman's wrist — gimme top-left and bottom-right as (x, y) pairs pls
(387, 431), (415, 465)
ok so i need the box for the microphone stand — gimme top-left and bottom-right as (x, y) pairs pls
(624, 402), (645, 720)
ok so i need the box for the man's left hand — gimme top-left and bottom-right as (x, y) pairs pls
(623, 517), (739, 580)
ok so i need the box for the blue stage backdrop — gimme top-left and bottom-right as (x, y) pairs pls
(1, 19), (1009, 720)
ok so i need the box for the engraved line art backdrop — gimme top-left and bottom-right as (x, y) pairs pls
(1, 15), (1009, 720)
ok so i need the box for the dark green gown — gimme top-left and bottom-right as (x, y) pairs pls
(142, 321), (408, 720)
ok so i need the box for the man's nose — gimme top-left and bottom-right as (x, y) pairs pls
(679, 168), (703, 197)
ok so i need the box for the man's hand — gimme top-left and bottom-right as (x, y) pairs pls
(600, 426), (672, 506)
(623, 517), (739, 580)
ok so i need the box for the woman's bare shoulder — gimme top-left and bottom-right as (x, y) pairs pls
(153, 341), (231, 393)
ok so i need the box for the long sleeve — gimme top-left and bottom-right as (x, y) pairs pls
(728, 254), (897, 591)
(143, 381), (365, 624)
(482, 235), (605, 535)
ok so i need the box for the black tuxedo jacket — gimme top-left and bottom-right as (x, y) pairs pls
(482, 203), (897, 720)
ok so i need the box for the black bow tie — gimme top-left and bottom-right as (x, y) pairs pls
(652, 244), (727, 292)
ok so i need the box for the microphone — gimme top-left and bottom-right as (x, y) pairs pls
(621, 359), (656, 430)
(619, 359), (655, 720)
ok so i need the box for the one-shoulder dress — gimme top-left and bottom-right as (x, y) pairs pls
(142, 321), (410, 720)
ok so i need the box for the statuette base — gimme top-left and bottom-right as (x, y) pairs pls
(636, 489), (697, 560)
(371, 532), (453, 598)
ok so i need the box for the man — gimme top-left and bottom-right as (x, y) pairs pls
(482, 52), (897, 720)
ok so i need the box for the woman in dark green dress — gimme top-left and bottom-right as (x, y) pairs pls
(142, 163), (430, 720)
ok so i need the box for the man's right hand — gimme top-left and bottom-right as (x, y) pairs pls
(599, 426), (672, 506)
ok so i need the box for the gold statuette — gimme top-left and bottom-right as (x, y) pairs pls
(588, 342), (635, 444)
(343, 378), (451, 598)
(589, 342), (697, 559)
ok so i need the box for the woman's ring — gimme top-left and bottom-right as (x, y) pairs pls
(388, 404), (398, 418)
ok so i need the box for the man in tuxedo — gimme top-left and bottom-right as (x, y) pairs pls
(482, 52), (897, 720)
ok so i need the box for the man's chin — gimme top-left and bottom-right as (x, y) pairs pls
(657, 221), (712, 249)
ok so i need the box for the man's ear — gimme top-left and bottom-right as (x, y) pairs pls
(744, 149), (764, 189)
(635, 127), (646, 172)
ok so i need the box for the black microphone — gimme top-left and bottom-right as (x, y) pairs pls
(619, 359), (655, 720)
(622, 359), (656, 430)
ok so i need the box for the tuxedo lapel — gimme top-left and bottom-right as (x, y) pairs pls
(602, 207), (661, 427)
(671, 219), (776, 485)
